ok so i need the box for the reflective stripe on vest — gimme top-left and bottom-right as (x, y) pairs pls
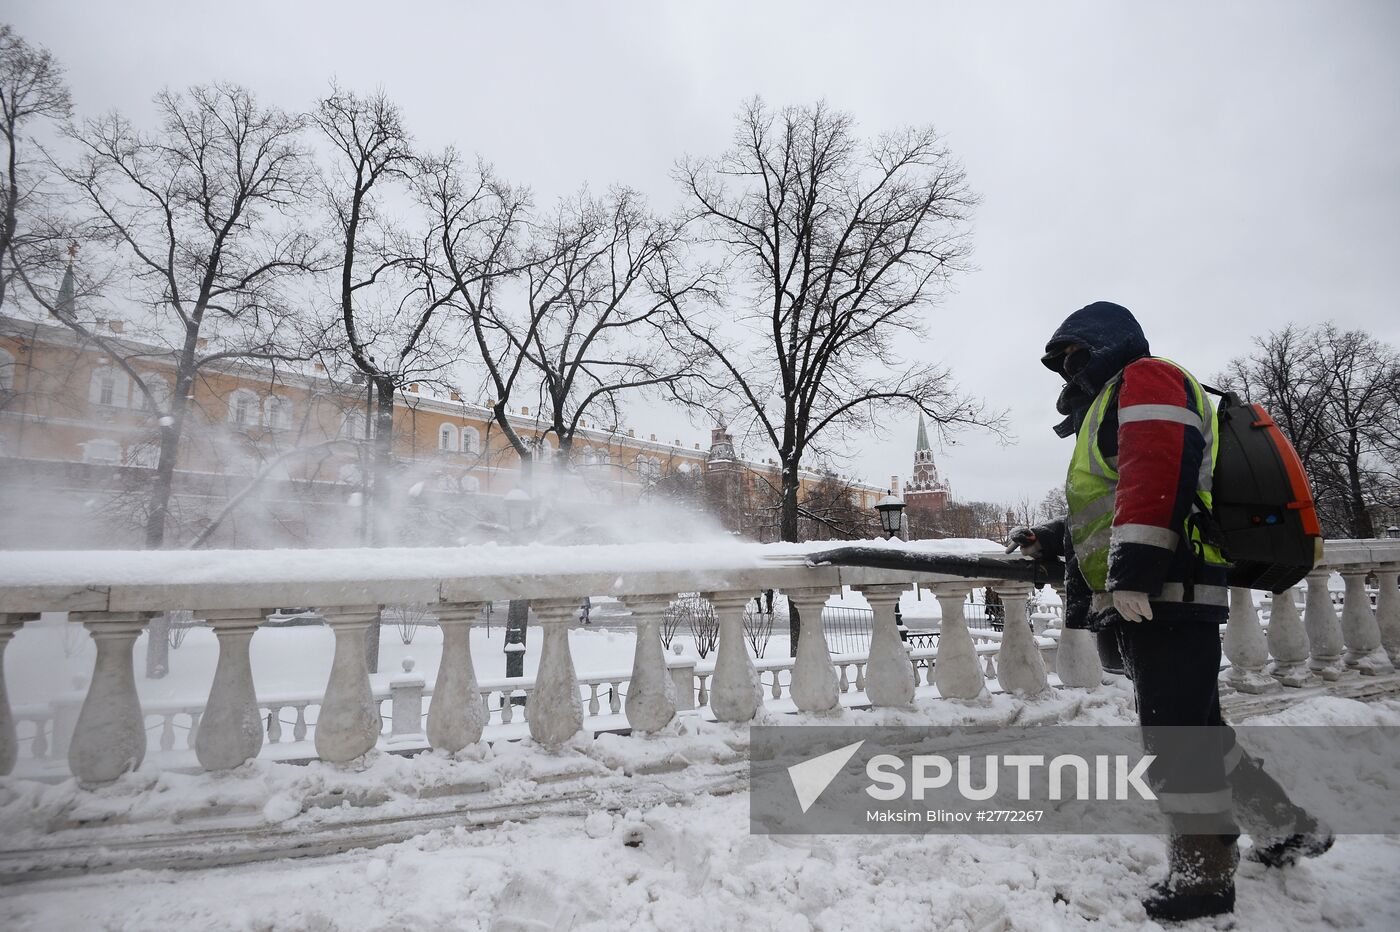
(1065, 358), (1225, 593)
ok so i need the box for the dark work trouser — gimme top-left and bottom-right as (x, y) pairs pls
(1115, 616), (1237, 835)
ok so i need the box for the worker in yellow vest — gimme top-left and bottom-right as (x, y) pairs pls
(1011, 301), (1331, 922)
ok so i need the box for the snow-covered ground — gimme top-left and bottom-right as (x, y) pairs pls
(3, 689), (1399, 931)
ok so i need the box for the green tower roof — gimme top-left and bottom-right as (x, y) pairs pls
(915, 413), (931, 453)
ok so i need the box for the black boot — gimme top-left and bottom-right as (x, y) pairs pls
(1229, 751), (1334, 868)
(1143, 834), (1238, 923)
(1245, 825), (1335, 868)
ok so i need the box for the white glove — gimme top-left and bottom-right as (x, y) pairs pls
(1112, 590), (1153, 623)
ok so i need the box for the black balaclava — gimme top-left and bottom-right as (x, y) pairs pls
(1040, 301), (1150, 438)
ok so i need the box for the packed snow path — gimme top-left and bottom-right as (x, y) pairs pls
(3, 690), (1399, 931)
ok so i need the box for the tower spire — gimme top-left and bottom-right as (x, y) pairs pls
(915, 413), (931, 453)
(55, 241), (78, 317)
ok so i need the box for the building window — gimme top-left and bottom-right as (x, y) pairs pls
(89, 366), (127, 408)
(80, 438), (122, 464)
(227, 389), (260, 427)
(438, 423), (458, 452)
(263, 395), (293, 430)
(460, 426), (479, 454)
(340, 409), (367, 439)
(0, 348), (14, 393)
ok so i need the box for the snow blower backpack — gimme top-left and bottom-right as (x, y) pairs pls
(1196, 386), (1323, 593)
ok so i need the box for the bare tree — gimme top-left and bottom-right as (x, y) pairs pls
(313, 86), (469, 546)
(672, 99), (998, 541)
(0, 24), (73, 311)
(416, 149), (533, 488)
(500, 188), (715, 485)
(798, 471), (881, 540)
(1221, 323), (1400, 538)
(42, 83), (317, 547)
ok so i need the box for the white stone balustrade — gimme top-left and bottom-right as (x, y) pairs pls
(0, 614), (30, 776)
(990, 583), (1049, 697)
(706, 591), (762, 722)
(194, 607), (267, 770)
(1339, 569), (1395, 675)
(426, 602), (488, 753)
(314, 605), (383, 763)
(618, 595), (677, 734)
(1377, 564), (1400, 666)
(68, 611), (149, 787)
(1223, 587), (1280, 694)
(931, 583), (983, 700)
(786, 587), (840, 713)
(1304, 569), (1347, 681)
(527, 599), (585, 748)
(856, 584), (915, 707)
(2, 537), (1398, 786)
(1263, 587), (1316, 687)
(388, 659), (426, 745)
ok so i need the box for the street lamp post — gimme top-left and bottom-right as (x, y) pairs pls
(874, 492), (908, 639)
(503, 488), (532, 686)
(876, 493), (906, 540)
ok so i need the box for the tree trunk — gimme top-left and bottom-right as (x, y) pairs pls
(370, 379), (397, 547)
(144, 365), (195, 549)
(505, 599), (529, 703)
(780, 462), (801, 543)
(789, 603), (800, 657)
(1345, 446), (1375, 539)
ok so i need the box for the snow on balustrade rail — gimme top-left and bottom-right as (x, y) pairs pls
(1, 538), (1397, 786)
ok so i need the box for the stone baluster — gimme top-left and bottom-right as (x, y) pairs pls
(991, 583), (1049, 697)
(931, 583), (983, 700)
(1304, 569), (1346, 680)
(68, 612), (149, 786)
(1054, 626), (1104, 689)
(706, 592), (762, 723)
(1264, 587), (1316, 687)
(1048, 583), (1102, 689)
(314, 605), (382, 763)
(786, 588), (839, 713)
(0, 614), (35, 776)
(618, 594), (678, 734)
(857, 584), (915, 707)
(1223, 588), (1280, 694)
(668, 657), (698, 710)
(528, 598), (585, 748)
(388, 659), (426, 744)
(193, 607), (267, 770)
(426, 602), (488, 753)
(1376, 564), (1400, 666)
(1339, 568), (1394, 675)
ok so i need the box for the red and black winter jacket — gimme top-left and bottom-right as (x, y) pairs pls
(1037, 358), (1228, 627)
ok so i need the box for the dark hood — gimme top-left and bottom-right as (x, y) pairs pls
(1043, 301), (1150, 437)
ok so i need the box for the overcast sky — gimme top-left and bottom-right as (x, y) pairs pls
(10, 0), (1400, 505)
